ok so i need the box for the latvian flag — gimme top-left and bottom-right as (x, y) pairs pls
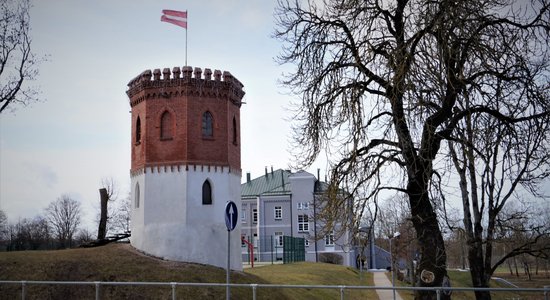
(161, 10), (187, 29)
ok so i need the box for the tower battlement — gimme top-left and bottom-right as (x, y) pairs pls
(126, 66), (244, 106)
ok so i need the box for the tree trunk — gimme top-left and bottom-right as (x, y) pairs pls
(408, 180), (450, 300)
(468, 242), (491, 300)
(97, 188), (109, 240)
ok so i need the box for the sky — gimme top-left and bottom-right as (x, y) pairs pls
(0, 0), (328, 229)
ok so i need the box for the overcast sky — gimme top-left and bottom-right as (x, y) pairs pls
(0, 0), (329, 229)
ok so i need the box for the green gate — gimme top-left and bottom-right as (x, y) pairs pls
(283, 236), (305, 263)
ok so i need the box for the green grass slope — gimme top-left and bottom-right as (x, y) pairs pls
(0, 244), (282, 299)
(0, 244), (375, 300)
(246, 261), (377, 300)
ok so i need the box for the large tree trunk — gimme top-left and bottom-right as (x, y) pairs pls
(97, 188), (108, 240)
(468, 241), (491, 300)
(408, 177), (450, 300)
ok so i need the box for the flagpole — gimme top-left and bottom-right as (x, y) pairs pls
(185, 10), (188, 66)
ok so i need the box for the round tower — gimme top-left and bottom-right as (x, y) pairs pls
(127, 66), (244, 270)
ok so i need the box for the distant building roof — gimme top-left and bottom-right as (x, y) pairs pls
(241, 168), (331, 199)
(241, 169), (292, 199)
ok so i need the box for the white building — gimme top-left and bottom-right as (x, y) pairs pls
(241, 168), (355, 267)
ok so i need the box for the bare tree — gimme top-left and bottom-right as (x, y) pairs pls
(45, 195), (81, 248)
(109, 193), (131, 234)
(448, 97), (550, 298)
(274, 0), (549, 298)
(0, 210), (8, 250)
(0, 0), (44, 113)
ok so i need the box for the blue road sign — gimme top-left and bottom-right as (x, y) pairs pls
(225, 201), (238, 231)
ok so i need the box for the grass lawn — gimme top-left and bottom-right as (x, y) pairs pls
(245, 261), (377, 300)
(0, 243), (376, 299)
(0, 244), (285, 299)
(389, 269), (549, 300)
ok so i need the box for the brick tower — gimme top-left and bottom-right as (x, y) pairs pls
(127, 66), (244, 270)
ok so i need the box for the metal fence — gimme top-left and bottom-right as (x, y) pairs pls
(283, 236), (305, 263)
(1, 280), (548, 300)
(242, 235), (305, 264)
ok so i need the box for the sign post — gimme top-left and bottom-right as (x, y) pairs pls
(225, 201), (238, 300)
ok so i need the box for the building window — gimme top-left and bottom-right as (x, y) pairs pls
(274, 232), (284, 247)
(325, 232), (335, 246)
(274, 206), (282, 220)
(298, 215), (309, 232)
(160, 111), (173, 140)
(135, 183), (140, 208)
(241, 208), (246, 223)
(135, 116), (142, 144)
(297, 202), (309, 210)
(252, 208), (258, 224)
(202, 111), (213, 137)
(232, 116), (237, 144)
(202, 180), (212, 205)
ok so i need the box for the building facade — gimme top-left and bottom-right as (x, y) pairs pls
(127, 66), (244, 270)
(241, 168), (355, 267)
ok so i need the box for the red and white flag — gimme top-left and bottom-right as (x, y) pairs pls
(161, 9), (187, 29)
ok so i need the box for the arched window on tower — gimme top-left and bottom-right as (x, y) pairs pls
(202, 111), (213, 138)
(202, 180), (212, 205)
(232, 116), (237, 145)
(135, 182), (140, 208)
(160, 111), (173, 140)
(136, 116), (142, 144)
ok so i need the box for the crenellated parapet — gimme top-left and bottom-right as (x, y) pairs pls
(127, 66), (245, 107)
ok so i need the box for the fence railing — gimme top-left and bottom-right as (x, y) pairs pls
(1, 280), (549, 300)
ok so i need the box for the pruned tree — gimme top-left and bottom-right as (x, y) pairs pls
(0, 0), (44, 113)
(274, 0), (550, 298)
(45, 195), (81, 248)
(97, 177), (118, 239)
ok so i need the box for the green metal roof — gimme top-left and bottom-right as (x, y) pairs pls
(241, 169), (292, 199)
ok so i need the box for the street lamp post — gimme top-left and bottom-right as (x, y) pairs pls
(357, 226), (369, 281)
(390, 232), (401, 300)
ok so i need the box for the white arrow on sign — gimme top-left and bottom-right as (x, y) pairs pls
(228, 204), (234, 229)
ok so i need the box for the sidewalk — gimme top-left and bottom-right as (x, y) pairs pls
(372, 271), (404, 300)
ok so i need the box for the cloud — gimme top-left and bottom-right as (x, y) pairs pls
(23, 162), (59, 188)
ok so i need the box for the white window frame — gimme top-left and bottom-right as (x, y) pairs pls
(297, 202), (310, 210)
(241, 208), (246, 223)
(274, 206), (282, 220)
(274, 231), (284, 247)
(298, 214), (309, 232)
(325, 232), (335, 246)
(304, 239), (310, 247)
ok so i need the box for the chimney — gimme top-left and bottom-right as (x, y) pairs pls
(265, 166), (268, 177)
(271, 165), (274, 176)
(317, 168), (320, 180)
(246, 172), (251, 183)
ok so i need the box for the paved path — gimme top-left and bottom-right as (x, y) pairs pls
(372, 271), (404, 300)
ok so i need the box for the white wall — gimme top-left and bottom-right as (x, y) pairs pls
(130, 166), (242, 270)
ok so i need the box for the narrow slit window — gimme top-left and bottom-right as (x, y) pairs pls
(202, 111), (213, 137)
(232, 116), (237, 144)
(160, 111), (173, 139)
(202, 180), (212, 205)
(136, 116), (142, 144)
(135, 183), (140, 208)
